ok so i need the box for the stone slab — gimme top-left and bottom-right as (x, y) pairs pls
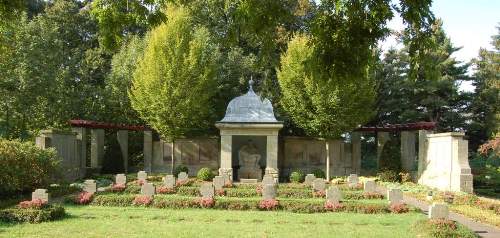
(32, 189), (49, 203)
(164, 175), (175, 189)
(347, 174), (359, 186)
(428, 203), (449, 219)
(312, 178), (326, 192)
(137, 171), (148, 182)
(304, 174), (316, 186)
(387, 188), (403, 205)
(326, 187), (342, 203)
(200, 183), (215, 198)
(239, 179), (258, 184)
(213, 176), (224, 190)
(141, 183), (155, 196)
(364, 180), (376, 193)
(177, 172), (188, 182)
(262, 184), (277, 200)
(116, 174), (126, 185)
(83, 180), (97, 194)
(262, 174), (276, 186)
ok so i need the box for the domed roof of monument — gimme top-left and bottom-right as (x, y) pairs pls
(220, 79), (279, 123)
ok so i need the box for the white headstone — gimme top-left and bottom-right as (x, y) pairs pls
(213, 176), (224, 190)
(32, 189), (49, 203)
(262, 174), (276, 186)
(304, 174), (316, 186)
(262, 184), (277, 200)
(178, 172), (188, 182)
(428, 203), (449, 219)
(83, 179), (97, 194)
(164, 175), (175, 189)
(137, 171), (147, 182)
(141, 183), (155, 196)
(312, 178), (326, 192)
(387, 188), (403, 205)
(364, 180), (376, 193)
(347, 174), (359, 187)
(200, 183), (215, 198)
(116, 174), (127, 185)
(222, 173), (230, 185)
(326, 187), (342, 203)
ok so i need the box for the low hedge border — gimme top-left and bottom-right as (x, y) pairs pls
(87, 194), (406, 214)
(0, 205), (65, 223)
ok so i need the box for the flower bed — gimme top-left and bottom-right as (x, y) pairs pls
(0, 201), (65, 223)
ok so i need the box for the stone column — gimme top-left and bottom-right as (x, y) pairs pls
(401, 131), (416, 172)
(90, 129), (104, 169)
(117, 130), (128, 173)
(351, 132), (361, 174)
(219, 135), (233, 180)
(376, 131), (390, 169)
(265, 135), (279, 181)
(325, 140), (330, 180)
(72, 127), (87, 170)
(143, 130), (153, 173)
(417, 130), (432, 179)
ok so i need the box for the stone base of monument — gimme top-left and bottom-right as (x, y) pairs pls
(238, 167), (262, 180)
(239, 179), (259, 184)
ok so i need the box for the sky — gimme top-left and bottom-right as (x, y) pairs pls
(382, 0), (500, 64)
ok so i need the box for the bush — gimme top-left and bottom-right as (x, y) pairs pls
(0, 139), (60, 195)
(312, 169), (325, 179)
(18, 199), (48, 209)
(289, 170), (305, 183)
(198, 197), (215, 208)
(389, 202), (409, 213)
(74, 192), (94, 205)
(377, 169), (400, 182)
(258, 199), (279, 210)
(379, 136), (401, 172)
(132, 195), (153, 206)
(324, 201), (344, 211)
(414, 219), (477, 238)
(174, 165), (189, 177)
(197, 167), (215, 181)
(0, 205), (65, 223)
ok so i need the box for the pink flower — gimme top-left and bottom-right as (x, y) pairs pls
(111, 183), (126, 192)
(156, 186), (176, 194)
(198, 197), (215, 208)
(324, 201), (344, 211)
(389, 202), (409, 213)
(133, 195), (153, 206)
(313, 190), (326, 197)
(259, 199), (279, 210)
(74, 192), (94, 205)
(18, 199), (48, 209)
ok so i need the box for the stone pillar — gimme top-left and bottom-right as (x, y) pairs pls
(417, 130), (431, 179)
(265, 135), (279, 181)
(117, 130), (128, 173)
(401, 131), (416, 172)
(72, 127), (87, 170)
(325, 140), (330, 180)
(351, 132), (361, 174)
(219, 135), (233, 180)
(143, 130), (153, 173)
(90, 129), (104, 169)
(376, 131), (390, 169)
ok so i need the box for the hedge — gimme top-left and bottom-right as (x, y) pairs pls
(87, 194), (397, 214)
(0, 205), (65, 223)
(0, 139), (60, 195)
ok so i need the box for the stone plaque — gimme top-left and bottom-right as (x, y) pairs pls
(387, 188), (403, 205)
(164, 175), (175, 189)
(222, 173), (230, 184)
(312, 178), (326, 192)
(32, 189), (49, 203)
(364, 180), (376, 193)
(213, 176), (224, 190)
(304, 174), (316, 186)
(141, 183), (155, 196)
(83, 180), (97, 194)
(137, 171), (148, 182)
(116, 174), (126, 185)
(262, 174), (276, 186)
(347, 174), (358, 186)
(200, 183), (215, 198)
(262, 184), (277, 200)
(326, 187), (342, 203)
(178, 172), (188, 182)
(428, 203), (449, 219)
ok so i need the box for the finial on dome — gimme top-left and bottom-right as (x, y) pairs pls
(249, 76), (254, 92)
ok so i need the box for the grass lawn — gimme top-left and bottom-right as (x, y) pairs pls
(0, 205), (427, 238)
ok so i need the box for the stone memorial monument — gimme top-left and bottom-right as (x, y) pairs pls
(32, 189), (49, 203)
(116, 174), (126, 185)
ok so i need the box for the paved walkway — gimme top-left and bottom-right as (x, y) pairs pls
(377, 186), (500, 238)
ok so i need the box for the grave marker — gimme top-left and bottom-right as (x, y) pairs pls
(428, 203), (449, 219)
(137, 171), (148, 182)
(164, 175), (175, 189)
(312, 178), (326, 192)
(364, 180), (376, 193)
(387, 188), (403, 205)
(141, 183), (155, 196)
(116, 174), (126, 185)
(178, 172), (188, 183)
(213, 176), (225, 190)
(304, 174), (316, 186)
(83, 180), (97, 194)
(200, 183), (215, 198)
(32, 189), (49, 203)
(262, 174), (276, 186)
(262, 184), (277, 200)
(347, 174), (359, 187)
(326, 187), (342, 203)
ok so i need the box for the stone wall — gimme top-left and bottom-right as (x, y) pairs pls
(281, 137), (360, 179)
(418, 132), (473, 193)
(36, 129), (84, 181)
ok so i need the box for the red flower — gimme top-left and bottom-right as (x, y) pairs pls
(74, 192), (94, 205)
(259, 199), (279, 210)
(133, 195), (153, 206)
(313, 190), (326, 197)
(324, 201), (344, 211)
(256, 185), (263, 195)
(198, 197), (215, 208)
(18, 199), (48, 209)
(111, 183), (126, 192)
(156, 186), (176, 194)
(389, 202), (409, 213)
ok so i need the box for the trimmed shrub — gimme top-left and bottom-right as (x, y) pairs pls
(289, 170), (305, 183)
(197, 167), (215, 181)
(0, 139), (60, 195)
(90, 194), (135, 206)
(414, 219), (477, 238)
(174, 165), (189, 177)
(377, 169), (399, 182)
(198, 197), (215, 208)
(74, 192), (94, 205)
(324, 201), (344, 211)
(18, 199), (48, 209)
(258, 199), (279, 211)
(389, 202), (409, 213)
(133, 195), (153, 206)
(312, 169), (325, 179)
(0, 205), (65, 223)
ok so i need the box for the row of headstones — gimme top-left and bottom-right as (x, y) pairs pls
(304, 173), (360, 188)
(387, 188), (449, 219)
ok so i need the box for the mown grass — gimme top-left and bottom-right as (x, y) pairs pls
(0, 205), (427, 238)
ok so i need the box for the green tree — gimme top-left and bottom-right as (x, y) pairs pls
(129, 6), (220, 140)
(468, 26), (500, 149)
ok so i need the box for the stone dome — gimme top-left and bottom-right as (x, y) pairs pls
(220, 79), (278, 123)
